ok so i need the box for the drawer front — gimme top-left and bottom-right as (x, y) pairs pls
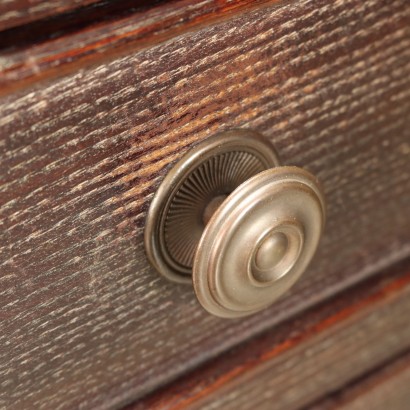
(134, 260), (410, 410)
(1, 0), (410, 408)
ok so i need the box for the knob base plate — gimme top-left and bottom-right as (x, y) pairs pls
(144, 129), (281, 284)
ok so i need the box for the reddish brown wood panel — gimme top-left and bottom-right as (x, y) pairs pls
(130, 259), (410, 410)
(0, 0), (284, 95)
(1, 0), (410, 408)
(0, 0), (100, 31)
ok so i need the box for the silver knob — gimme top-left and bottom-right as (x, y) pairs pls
(145, 130), (325, 318)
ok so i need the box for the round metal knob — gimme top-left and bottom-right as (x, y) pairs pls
(145, 130), (325, 318)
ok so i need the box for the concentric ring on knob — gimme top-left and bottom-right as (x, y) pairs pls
(144, 129), (280, 283)
(250, 222), (303, 285)
(192, 166), (325, 318)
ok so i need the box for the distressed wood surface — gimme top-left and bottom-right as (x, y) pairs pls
(131, 259), (410, 409)
(0, 0), (283, 95)
(0, 0), (101, 31)
(1, 0), (410, 408)
(310, 350), (410, 410)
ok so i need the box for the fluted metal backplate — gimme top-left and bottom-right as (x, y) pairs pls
(144, 129), (280, 283)
(165, 151), (265, 269)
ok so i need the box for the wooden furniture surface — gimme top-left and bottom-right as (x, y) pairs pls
(0, 0), (100, 31)
(132, 258), (410, 410)
(1, 0), (410, 409)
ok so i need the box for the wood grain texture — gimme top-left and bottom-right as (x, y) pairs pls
(131, 259), (410, 410)
(0, 0), (100, 31)
(0, 0), (284, 95)
(1, 0), (410, 408)
(309, 350), (410, 410)
(0, 0), (168, 50)
(335, 368), (410, 410)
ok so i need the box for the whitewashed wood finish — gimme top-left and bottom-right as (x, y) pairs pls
(1, 0), (410, 408)
(0, 0), (283, 93)
(187, 274), (410, 410)
(336, 360), (410, 410)
(0, 0), (98, 31)
(310, 350), (410, 410)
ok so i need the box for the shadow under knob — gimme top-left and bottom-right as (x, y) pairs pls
(144, 130), (325, 318)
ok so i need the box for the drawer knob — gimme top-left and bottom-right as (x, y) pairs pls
(145, 130), (325, 318)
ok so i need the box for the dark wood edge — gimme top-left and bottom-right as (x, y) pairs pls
(125, 257), (410, 409)
(0, 0), (101, 32)
(305, 349), (410, 409)
(0, 0), (167, 48)
(0, 0), (289, 97)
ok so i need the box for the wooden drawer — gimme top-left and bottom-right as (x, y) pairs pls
(1, 0), (410, 408)
(134, 259), (410, 410)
